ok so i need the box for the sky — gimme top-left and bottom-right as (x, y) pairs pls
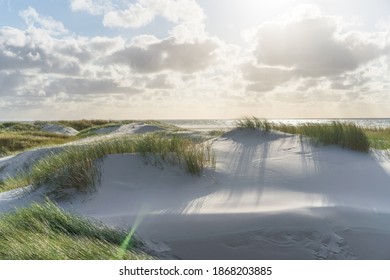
(0, 0), (389, 120)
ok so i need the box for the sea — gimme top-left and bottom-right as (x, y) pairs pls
(1, 118), (390, 131)
(163, 119), (390, 131)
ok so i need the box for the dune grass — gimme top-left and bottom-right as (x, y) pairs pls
(0, 120), (182, 155)
(34, 120), (123, 132)
(76, 123), (123, 137)
(0, 122), (39, 132)
(0, 131), (74, 156)
(237, 117), (370, 152)
(236, 116), (272, 132)
(76, 120), (181, 137)
(364, 127), (390, 150)
(274, 121), (369, 152)
(1, 134), (216, 195)
(0, 202), (151, 260)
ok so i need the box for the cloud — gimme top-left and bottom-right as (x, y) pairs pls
(0, 26), (26, 47)
(145, 74), (176, 89)
(46, 77), (142, 95)
(138, 0), (205, 24)
(19, 7), (68, 35)
(109, 37), (219, 73)
(69, 0), (114, 15)
(70, 0), (205, 29)
(0, 6), (221, 116)
(103, 3), (155, 28)
(0, 27), (79, 74)
(243, 5), (389, 92)
(2, 4), (389, 119)
(0, 24), (125, 74)
(0, 8), (137, 102)
(253, 12), (386, 77)
(241, 63), (296, 92)
(0, 71), (26, 96)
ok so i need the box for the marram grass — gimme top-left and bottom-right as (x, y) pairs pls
(364, 127), (390, 150)
(236, 116), (272, 132)
(237, 117), (370, 152)
(0, 202), (152, 260)
(0, 131), (73, 156)
(1, 134), (216, 196)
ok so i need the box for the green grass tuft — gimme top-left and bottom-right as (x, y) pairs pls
(237, 117), (370, 152)
(34, 120), (124, 132)
(0, 131), (74, 156)
(0, 122), (39, 132)
(236, 116), (272, 132)
(364, 127), (390, 150)
(271, 121), (370, 152)
(0, 202), (152, 260)
(1, 134), (216, 195)
(77, 123), (122, 137)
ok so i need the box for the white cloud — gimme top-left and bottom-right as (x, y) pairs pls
(241, 64), (295, 92)
(139, 0), (205, 24)
(145, 74), (176, 89)
(46, 77), (142, 95)
(69, 0), (114, 15)
(103, 3), (155, 28)
(253, 18), (384, 77)
(169, 22), (207, 43)
(243, 5), (389, 93)
(19, 7), (68, 35)
(0, 27), (26, 47)
(70, 0), (205, 29)
(0, 9), (136, 102)
(108, 37), (219, 73)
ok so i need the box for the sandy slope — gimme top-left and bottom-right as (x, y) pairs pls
(2, 128), (390, 259)
(61, 128), (390, 259)
(0, 123), (164, 180)
(41, 123), (79, 136)
(0, 147), (65, 180)
(89, 123), (164, 135)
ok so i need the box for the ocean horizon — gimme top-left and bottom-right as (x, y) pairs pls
(2, 118), (390, 130)
(163, 118), (390, 130)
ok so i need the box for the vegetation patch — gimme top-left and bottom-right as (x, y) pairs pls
(0, 122), (39, 132)
(0, 202), (151, 260)
(364, 127), (390, 150)
(35, 120), (126, 132)
(236, 116), (272, 132)
(1, 134), (216, 195)
(0, 131), (73, 156)
(207, 130), (228, 137)
(77, 123), (122, 137)
(237, 117), (370, 152)
(135, 134), (216, 175)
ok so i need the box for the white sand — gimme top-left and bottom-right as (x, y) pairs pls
(89, 123), (164, 135)
(41, 123), (78, 136)
(0, 147), (64, 180)
(0, 186), (47, 213)
(2, 128), (390, 259)
(115, 123), (164, 134)
(61, 128), (390, 259)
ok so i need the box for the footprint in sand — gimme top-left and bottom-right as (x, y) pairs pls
(225, 228), (356, 259)
(315, 232), (355, 260)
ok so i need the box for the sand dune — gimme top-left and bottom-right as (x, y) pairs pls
(40, 123), (78, 136)
(56, 128), (390, 259)
(89, 123), (164, 135)
(1, 128), (390, 259)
